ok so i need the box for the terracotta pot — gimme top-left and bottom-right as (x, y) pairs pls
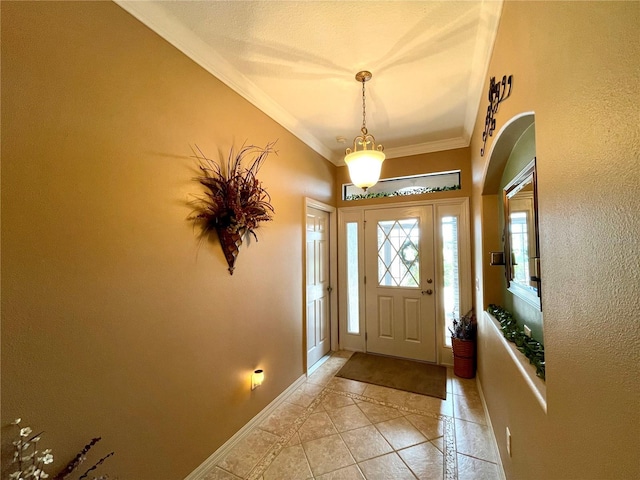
(452, 338), (476, 379)
(216, 227), (245, 275)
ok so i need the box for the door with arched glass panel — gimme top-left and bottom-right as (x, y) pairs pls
(364, 206), (436, 362)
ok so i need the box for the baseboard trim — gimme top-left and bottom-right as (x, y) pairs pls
(184, 374), (307, 480)
(307, 351), (332, 376)
(476, 375), (507, 480)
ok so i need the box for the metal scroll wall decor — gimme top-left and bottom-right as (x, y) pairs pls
(481, 75), (513, 156)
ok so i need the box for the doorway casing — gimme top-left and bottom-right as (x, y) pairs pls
(304, 198), (338, 374)
(337, 197), (472, 366)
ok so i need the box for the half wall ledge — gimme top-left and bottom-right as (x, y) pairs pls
(484, 310), (547, 413)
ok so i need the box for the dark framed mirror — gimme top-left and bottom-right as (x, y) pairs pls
(504, 158), (541, 309)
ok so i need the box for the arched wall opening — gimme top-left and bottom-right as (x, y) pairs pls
(480, 112), (536, 309)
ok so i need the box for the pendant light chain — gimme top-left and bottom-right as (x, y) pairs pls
(344, 70), (385, 192)
(361, 79), (368, 135)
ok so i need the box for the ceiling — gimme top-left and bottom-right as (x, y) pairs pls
(115, 1), (503, 165)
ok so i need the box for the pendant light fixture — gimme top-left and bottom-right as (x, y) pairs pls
(345, 71), (385, 191)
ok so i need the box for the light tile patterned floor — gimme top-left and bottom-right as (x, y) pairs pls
(204, 351), (502, 480)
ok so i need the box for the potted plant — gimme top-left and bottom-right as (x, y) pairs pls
(449, 309), (477, 378)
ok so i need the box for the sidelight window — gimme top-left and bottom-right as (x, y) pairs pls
(441, 215), (461, 346)
(346, 222), (360, 334)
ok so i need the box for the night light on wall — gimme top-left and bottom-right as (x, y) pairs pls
(251, 369), (264, 390)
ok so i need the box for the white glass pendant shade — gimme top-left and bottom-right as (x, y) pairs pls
(345, 149), (385, 190)
(344, 71), (385, 191)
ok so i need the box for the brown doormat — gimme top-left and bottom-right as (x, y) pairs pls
(336, 352), (447, 400)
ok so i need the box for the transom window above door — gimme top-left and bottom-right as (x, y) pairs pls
(343, 170), (461, 201)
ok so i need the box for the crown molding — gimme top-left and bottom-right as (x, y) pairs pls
(384, 137), (470, 160)
(331, 137), (470, 166)
(115, 1), (498, 167)
(114, 1), (334, 161)
(463, 0), (504, 140)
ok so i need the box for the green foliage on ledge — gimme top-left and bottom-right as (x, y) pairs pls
(487, 304), (546, 380)
(345, 184), (460, 201)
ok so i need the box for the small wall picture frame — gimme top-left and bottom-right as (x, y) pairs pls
(490, 251), (505, 266)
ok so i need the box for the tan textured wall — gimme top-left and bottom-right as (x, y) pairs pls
(1, 2), (334, 478)
(471, 1), (640, 478)
(335, 147), (471, 208)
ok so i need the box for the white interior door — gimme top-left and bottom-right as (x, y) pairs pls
(306, 207), (331, 369)
(364, 205), (437, 362)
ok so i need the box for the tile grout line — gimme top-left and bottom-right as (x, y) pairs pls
(324, 387), (458, 480)
(244, 369), (460, 480)
(316, 395), (359, 478)
(246, 387), (333, 480)
(297, 430), (318, 480)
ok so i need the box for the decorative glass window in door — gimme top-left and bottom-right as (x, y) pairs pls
(377, 219), (420, 287)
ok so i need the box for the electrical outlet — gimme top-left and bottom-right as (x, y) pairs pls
(506, 427), (512, 457)
(524, 325), (532, 338)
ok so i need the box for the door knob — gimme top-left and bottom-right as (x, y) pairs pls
(422, 289), (433, 295)
(426, 278), (433, 284)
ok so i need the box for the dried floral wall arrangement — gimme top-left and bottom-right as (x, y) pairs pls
(8, 418), (115, 480)
(189, 142), (277, 275)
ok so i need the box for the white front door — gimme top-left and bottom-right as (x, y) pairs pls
(306, 207), (331, 369)
(364, 205), (437, 362)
